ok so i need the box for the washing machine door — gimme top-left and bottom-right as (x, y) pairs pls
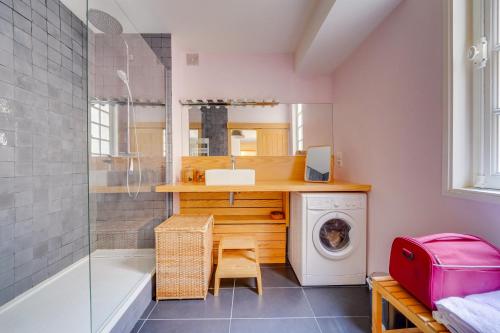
(312, 211), (359, 260)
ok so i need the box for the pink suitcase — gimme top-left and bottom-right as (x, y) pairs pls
(389, 233), (500, 310)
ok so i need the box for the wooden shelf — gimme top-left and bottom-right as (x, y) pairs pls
(214, 215), (286, 225)
(155, 180), (371, 193)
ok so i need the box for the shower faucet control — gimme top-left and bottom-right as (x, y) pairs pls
(231, 155), (236, 170)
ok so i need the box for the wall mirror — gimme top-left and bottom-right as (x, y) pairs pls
(182, 103), (333, 156)
(305, 146), (332, 182)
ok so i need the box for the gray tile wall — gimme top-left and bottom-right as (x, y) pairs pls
(201, 106), (228, 156)
(142, 33), (173, 188)
(88, 33), (172, 251)
(0, 0), (88, 305)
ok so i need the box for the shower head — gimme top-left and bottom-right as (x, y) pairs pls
(117, 70), (128, 84)
(88, 9), (123, 35)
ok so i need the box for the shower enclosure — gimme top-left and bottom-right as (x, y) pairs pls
(0, 0), (172, 331)
(87, 1), (172, 331)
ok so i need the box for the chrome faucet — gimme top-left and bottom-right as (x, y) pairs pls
(231, 155), (236, 170)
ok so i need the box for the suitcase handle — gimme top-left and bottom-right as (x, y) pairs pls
(402, 248), (414, 261)
(418, 233), (480, 243)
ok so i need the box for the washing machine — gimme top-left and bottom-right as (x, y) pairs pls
(288, 192), (367, 286)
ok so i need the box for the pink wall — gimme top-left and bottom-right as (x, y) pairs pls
(171, 47), (335, 185)
(331, 0), (500, 273)
(173, 52), (334, 103)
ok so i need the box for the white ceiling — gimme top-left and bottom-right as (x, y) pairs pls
(62, 0), (401, 74)
(295, 0), (402, 75)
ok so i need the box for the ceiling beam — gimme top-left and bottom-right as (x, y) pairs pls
(295, 0), (402, 76)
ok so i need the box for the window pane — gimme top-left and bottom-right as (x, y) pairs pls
(101, 126), (109, 140)
(91, 139), (100, 154)
(91, 123), (100, 138)
(497, 114), (500, 173)
(497, 0), (500, 43)
(189, 129), (199, 139)
(497, 52), (500, 108)
(101, 103), (109, 112)
(101, 141), (110, 155)
(101, 112), (109, 126)
(91, 107), (99, 122)
(297, 113), (303, 126)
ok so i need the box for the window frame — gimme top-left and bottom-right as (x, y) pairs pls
(474, 0), (500, 189)
(443, 0), (500, 203)
(293, 104), (304, 153)
(90, 103), (111, 156)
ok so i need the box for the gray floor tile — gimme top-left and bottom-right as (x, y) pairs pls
(232, 288), (314, 318)
(139, 319), (230, 333)
(304, 286), (370, 317)
(130, 320), (144, 333)
(317, 317), (371, 333)
(236, 267), (299, 288)
(231, 318), (321, 333)
(148, 289), (233, 319)
(140, 300), (157, 319)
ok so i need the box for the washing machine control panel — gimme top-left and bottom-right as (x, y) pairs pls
(307, 197), (362, 210)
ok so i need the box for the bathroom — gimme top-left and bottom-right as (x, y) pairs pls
(0, 1), (500, 333)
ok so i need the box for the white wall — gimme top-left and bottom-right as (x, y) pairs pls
(228, 104), (290, 123)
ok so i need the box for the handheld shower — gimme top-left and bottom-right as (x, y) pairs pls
(117, 70), (128, 84)
(116, 66), (142, 198)
(89, 8), (142, 199)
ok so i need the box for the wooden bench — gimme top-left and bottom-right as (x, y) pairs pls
(372, 276), (449, 333)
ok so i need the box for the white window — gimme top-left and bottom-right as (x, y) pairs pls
(472, 0), (500, 190)
(293, 104), (304, 153)
(444, 0), (500, 201)
(90, 103), (111, 156)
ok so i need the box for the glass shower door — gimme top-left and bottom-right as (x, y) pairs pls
(86, 1), (171, 331)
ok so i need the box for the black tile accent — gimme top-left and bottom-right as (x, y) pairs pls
(201, 106), (228, 156)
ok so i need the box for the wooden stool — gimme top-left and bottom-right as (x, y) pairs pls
(372, 276), (449, 333)
(214, 236), (262, 296)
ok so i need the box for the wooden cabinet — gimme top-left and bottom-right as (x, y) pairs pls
(179, 192), (288, 264)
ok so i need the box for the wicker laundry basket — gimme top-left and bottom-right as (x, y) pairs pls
(155, 214), (213, 300)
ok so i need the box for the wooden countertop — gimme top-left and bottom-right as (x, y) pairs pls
(155, 179), (371, 193)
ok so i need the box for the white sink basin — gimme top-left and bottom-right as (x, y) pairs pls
(205, 169), (256, 186)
